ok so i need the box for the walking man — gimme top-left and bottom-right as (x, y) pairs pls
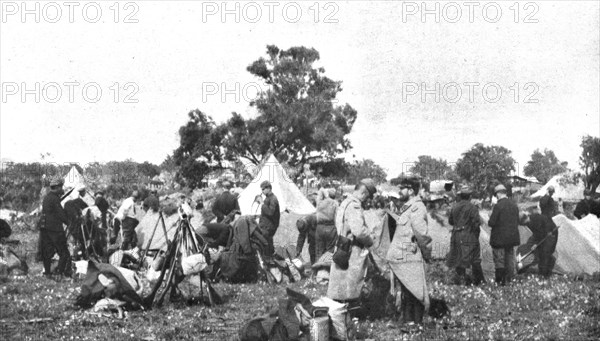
(488, 184), (520, 285)
(447, 185), (485, 285)
(40, 178), (72, 279)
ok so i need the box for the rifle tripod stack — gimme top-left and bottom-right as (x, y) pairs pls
(143, 211), (221, 308)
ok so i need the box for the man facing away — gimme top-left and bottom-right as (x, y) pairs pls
(488, 184), (520, 285)
(40, 178), (71, 279)
(212, 181), (240, 223)
(315, 188), (339, 262)
(327, 179), (376, 308)
(447, 185), (485, 286)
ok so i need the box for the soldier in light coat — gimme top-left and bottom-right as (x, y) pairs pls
(387, 177), (432, 326)
(327, 179), (377, 303)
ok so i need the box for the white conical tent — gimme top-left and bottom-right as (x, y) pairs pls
(238, 155), (316, 215)
(531, 173), (600, 202)
(61, 166), (95, 206)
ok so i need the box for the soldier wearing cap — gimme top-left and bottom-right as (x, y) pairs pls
(327, 179), (376, 308)
(113, 190), (141, 250)
(447, 185), (485, 286)
(212, 181), (240, 223)
(40, 178), (72, 278)
(387, 177), (432, 326)
(539, 186), (557, 219)
(488, 184), (520, 285)
(257, 180), (280, 258)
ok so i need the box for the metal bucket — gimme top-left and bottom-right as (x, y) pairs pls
(310, 315), (330, 341)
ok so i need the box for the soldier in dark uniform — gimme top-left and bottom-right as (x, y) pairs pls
(64, 184), (89, 257)
(143, 190), (160, 213)
(574, 189), (599, 219)
(212, 181), (240, 223)
(40, 178), (72, 278)
(447, 185), (485, 286)
(539, 186), (557, 219)
(295, 213), (317, 264)
(519, 212), (558, 278)
(488, 184), (520, 285)
(257, 181), (280, 259)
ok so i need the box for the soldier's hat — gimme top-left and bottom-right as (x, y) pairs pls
(49, 178), (64, 187)
(457, 184), (473, 194)
(359, 178), (377, 197)
(494, 184), (507, 193)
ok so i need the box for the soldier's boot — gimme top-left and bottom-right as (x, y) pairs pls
(472, 263), (486, 286)
(495, 268), (506, 286)
(452, 267), (466, 285)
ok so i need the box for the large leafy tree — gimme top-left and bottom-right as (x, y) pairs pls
(523, 148), (567, 184)
(221, 45), (357, 170)
(410, 155), (452, 181)
(580, 135), (600, 193)
(455, 143), (516, 196)
(346, 159), (387, 184)
(172, 109), (226, 189)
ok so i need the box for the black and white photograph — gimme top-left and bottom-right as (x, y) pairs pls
(0, 1), (599, 340)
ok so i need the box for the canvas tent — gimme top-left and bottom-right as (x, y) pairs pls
(60, 166), (95, 207)
(364, 209), (600, 282)
(237, 155), (315, 216)
(531, 173), (600, 202)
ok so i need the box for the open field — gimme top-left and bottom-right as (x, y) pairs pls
(2, 211), (600, 340)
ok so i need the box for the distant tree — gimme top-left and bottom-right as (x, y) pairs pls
(410, 155), (452, 181)
(310, 158), (349, 179)
(220, 45), (357, 172)
(137, 161), (160, 180)
(346, 159), (387, 184)
(455, 143), (516, 196)
(173, 109), (226, 189)
(580, 135), (600, 193)
(523, 149), (567, 184)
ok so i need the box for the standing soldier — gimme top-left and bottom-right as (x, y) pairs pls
(257, 181), (280, 259)
(539, 186), (557, 219)
(447, 185), (485, 286)
(488, 184), (520, 285)
(315, 188), (338, 262)
(327, 179), (376, 309)
(113, 191), (140, 251)
(212, 181), (240, 223)
(40, 178), (71, 279)
(387, 177), (432, 327)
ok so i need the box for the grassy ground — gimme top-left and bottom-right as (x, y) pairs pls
(2, 212), (600, 340)
(1, 257), (599, 341)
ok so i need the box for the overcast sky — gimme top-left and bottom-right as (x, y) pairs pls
(1, 1), (598, 178)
